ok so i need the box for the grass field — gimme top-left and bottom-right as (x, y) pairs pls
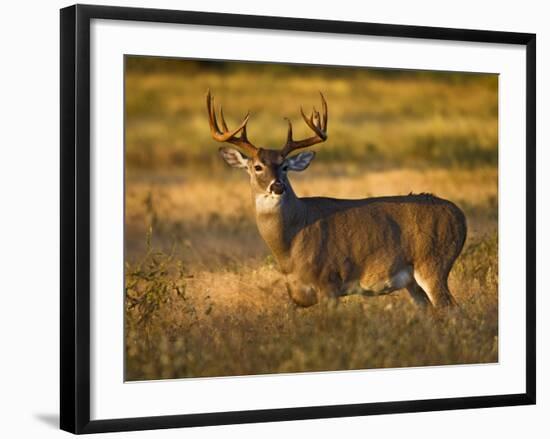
(124, 58), (498, 380)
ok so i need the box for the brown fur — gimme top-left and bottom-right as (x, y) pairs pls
(255, 188), (466, 308)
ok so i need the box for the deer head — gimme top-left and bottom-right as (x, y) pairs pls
(206, 90), (328, 198)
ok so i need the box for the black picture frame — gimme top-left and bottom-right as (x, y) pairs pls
(60, 4), (536, 434)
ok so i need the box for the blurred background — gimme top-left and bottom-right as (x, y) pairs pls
(126, 56), (497, 171)
(124, 56), (498, 380)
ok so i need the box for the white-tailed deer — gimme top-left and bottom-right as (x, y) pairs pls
(207, 90), (467, 308)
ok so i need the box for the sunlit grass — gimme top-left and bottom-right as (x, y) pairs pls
(125, 225), (497, 380)
(124, 58), (498, 380)
(125, 167), (498, 380)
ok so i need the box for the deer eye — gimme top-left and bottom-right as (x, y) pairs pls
(254, 165), (263, 172)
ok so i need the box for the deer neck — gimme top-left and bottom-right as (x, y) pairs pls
(253, 186), (304, 270)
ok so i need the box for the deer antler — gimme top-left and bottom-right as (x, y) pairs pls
(280, 92), (328, 157)
(206, 90), (258, 157)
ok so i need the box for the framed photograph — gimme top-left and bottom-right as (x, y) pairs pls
(60, 4), (536, 434)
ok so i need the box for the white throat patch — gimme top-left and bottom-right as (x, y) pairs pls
(255, 194), (283, 213)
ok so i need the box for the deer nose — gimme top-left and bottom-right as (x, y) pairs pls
(269, 180), (285, 195)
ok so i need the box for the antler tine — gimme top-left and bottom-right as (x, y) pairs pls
(321, 91), (328, 130)
(285, 117), (293, 143)
(241, 123), (250, 144)
(281, 92), (328, 157)
(219, 106), (229, 132)
(206, 91), (220, 133)
(206, 90), (257, 156)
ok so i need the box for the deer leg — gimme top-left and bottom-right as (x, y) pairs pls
(316, 285), (342, 311)
(406, 280), (432, 308)
(285, 277), (318, 308)
(413, 268), (457, 308)
(286, 274), (344, 309)
(359, 265), (414, 297)
(314, 273), (346, 309)
(435, 279), (458, 307)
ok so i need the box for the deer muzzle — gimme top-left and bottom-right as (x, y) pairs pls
(269, 179), (285, 195)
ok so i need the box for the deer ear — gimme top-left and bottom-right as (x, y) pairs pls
(285, 151), (315, 171)
(219, 147), (248, 169)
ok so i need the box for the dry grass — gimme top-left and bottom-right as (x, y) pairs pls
(125, 167), (498, 380)
(124, 58), (498, 380)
